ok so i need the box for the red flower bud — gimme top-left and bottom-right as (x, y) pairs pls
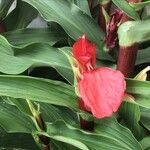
(72, 35), (96, 72)
(78, 67), (126, 118)
(105, 10), (123, 49)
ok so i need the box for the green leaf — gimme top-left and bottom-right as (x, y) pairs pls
(4, 0), (38, 30)
(0, 35), (73, 84)
(71, 0), (91, 16)
(51, 140), (79, 150)
(98, 0), (111, 4)
(0, 0), (14, 19)
(0, 128), (39, 150)
(22, 0), (113, 60)
(45, 118), (142, 150)
(130, 1), (150, 10)
(112, 0), (140, 20)
(119, 101), (145, 140)
(140, 107), (150, 131)
(0, 75), (77, 110)
(10, 98), (33, 117)
(126, 78), (150, 109)
(140, 136), (150, 150)
(40, 104), (78, 125)
(126, 78), (150, 95)
(2, 28), (67, 47)
(0, 100), (35, 133)
(136, 47), (150, 65)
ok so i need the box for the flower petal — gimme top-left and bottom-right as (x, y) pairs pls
(78, 67), (126, 118)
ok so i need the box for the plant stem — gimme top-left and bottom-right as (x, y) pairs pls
(117, 44), (138, 77)
(0, 19), (6, 33)
(79, 99), (94, 131)
(116, 0), (141, 77)
(98, 0), (111, 32)
(88, 0), (93, 11)
(41, 144), (50, 150)
(36, 115), (50, 150)
(79, 116), (94, 131)
(27, 99), (50, 150)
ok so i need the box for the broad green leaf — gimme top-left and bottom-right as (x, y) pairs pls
(45, 118), (142, 150)
(10, 98), (33, 117)
(2, 28), (67, 47)
(0, 0), (14, 19)
(51, 140), (79, 150)
(98, 0), (110, 4)
(126, 79), (150, 95)
(0, 75), (77, 109)
(40, 104), (78, 125)
(22, 0), (113, 60)
(0, 128), (39, 150)
(71, 0), (91, 16)
(0, 100), (35, 133)
(119, 101), (145, 140)
(4, 0), (38, 30)
(140, 107), (150, 131)
(136, 47), (150, 65)
(130, 1), (150, 10)
(95, 118), (143, 150)
(135, 95), (150, 109)
(126, 78), (150, 109)
(112, 0), (140, 20)
(118, 20), (150, 46)
(0, 35), (73, 83)
(140, 136), (150, 150)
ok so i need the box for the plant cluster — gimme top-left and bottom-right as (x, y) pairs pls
(0, 0), (150, 150)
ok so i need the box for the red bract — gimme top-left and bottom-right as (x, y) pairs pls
(105, 10), (123, 49)
(72, 35), (96, 72)
(78, 67), (126, 118)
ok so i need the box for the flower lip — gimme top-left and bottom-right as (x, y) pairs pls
(78, 67), (126, 118)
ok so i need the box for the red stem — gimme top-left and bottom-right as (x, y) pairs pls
(117, 0), (141, 77)
(117, 44), (139, 77)
(0, 19), (6, 33)
(79, 99), (94, 131)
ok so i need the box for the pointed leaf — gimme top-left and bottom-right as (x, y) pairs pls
(126, 78), (150, 109)
(0, 35), (73, 83)
(2, 28), (67, 47)
(119, 101), (145, 140)
(0, 0), (14, 19)
(0, 75), (77, 109)
(22, 0), (113, 60)
(0, 100), (35, 133)
(45, 118), (143, 150)
(112, 0), (140, 20)
(4, 0), (38, 30)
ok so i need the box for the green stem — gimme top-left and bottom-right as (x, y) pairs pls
(26, 100), (50, 150)
(41, 144), (50, 150)
(88, 0), (93, 11)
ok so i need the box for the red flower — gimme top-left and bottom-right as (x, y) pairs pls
(72, 35), (96, 72)
(78, 67), (126, 118)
